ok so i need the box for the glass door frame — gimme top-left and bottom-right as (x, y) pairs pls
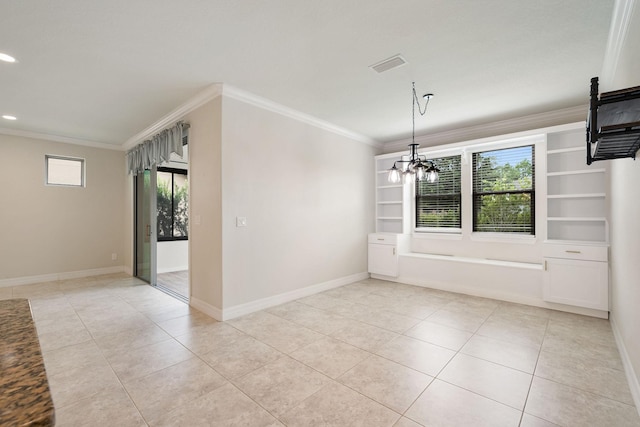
(134, 166), (157, 285)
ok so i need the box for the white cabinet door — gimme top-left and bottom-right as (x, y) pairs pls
(368, 243), (397, 277)
(543, 258), (608, 310)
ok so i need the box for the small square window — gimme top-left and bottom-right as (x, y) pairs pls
(45, 155), (85, 187)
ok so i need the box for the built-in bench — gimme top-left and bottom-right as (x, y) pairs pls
(401, 252), (543, 270)
(0, 299), (55, 426)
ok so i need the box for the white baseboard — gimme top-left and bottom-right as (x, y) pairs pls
(610, 316), (640, 416)
(0, 266), (126, 288)
(220, 272), (369, 321)
(189, 297), (223, 321)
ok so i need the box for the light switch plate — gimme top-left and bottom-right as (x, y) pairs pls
(236, 216), (247, 227)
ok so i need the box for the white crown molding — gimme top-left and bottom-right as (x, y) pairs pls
(222, 84), (382, 149)
(0, 127), (123, 151)
(122, 83), (224, 151)
(600, 0), (637, 90)
(383, 105), (587, 153)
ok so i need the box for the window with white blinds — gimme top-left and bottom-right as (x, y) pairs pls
(472, 145), (535, 234)
(415, 155), (461, 230)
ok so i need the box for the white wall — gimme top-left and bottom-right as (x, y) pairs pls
(609, 1), (640, 406)
(157, 240), (189, 273)
(220, 95), (377, 309)
(0, 134), (126, 282)
(186, 97), (223, 310)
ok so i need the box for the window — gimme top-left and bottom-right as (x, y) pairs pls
(472, 145), (535, 234)
(416, 155), (461, 230)
(157, 167), (188, 240)
(45, 155), (85, 187)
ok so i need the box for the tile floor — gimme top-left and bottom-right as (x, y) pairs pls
(3, 273), (640, 426)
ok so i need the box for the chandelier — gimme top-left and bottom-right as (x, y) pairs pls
(387, 82), (439, 184)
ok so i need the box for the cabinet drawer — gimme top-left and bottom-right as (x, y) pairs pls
(368, 233), (398, 245)
(543, 243), (608, 261)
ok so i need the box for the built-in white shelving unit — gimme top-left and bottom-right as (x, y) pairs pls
(543, 127), (610, 312)
(374, 154), (409, 234)
(546, 129), (608, 243)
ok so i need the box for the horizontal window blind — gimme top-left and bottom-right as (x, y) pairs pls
(416, 155), (461, 229)
(472, 145), (535, 234)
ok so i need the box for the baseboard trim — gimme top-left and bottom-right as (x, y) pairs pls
(189, 297), (223, 321)
(376, 274), (609, 319)
(610, 316), (640, 416)
(0, 266), (126, 288)
(220, 272), (369, 321)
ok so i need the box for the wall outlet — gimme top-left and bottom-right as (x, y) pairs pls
(111, 253), (117, 261)
(236, 216), (247, 227)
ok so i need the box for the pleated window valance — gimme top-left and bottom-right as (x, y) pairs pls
(126, 121), (189, 175)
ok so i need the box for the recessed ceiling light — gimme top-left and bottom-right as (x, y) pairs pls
(0, 52), (16, 63)
(2, 115), (17, 120)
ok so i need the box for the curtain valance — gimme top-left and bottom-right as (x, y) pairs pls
(126, 121), (189, 175)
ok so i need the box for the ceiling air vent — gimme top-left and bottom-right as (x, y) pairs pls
(370, 54), (407, 73)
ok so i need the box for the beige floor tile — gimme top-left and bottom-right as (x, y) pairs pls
(123, 358), (227, 422)
(525, 376), (640, 427)
(93, 322), (172, 358)
(350, 308), (421, 334)
(156, 311), (219, 336)
(105, 338), (194, 382)
(476, 314), (547, 348)
(461, 334), (540, 374)
(338, 355), (433, 413)
(358, 293), (441, 319)
(375, 335), (455, 376)
(438, 353), (532, 410)
(11, 282), (63, 299)
(11, 275), (639, 427)
(48, 361), (122, 409)
(280, 381), (400, 427)
(444, 297), (499, 317)
(331, 319), (399, 352)
(426, 308), (489, 333)
(42, 340), (107, 375)
(229, 311), (324, 354)
(37, 327), (93, 352)
(519, 413), (561, 427)
(29, 297), (76, 321)
(541, 329), (622, 366)
(173, 322), (246, 355)
(322, 285), (372, 301)
(535, 349), (634, 404)
(405, 379), (522, 427)
(142, 302), (194, 323)
(54, 386), (146, 426)
(33, 310), (86, 335)
(267, 301), (352, 335)
(404, 320), (473, 351)
(493, 301), (552, 320)
(150, 382), (282, 427)
(233, 356), (330, 417)
(199, 333), (283, 379)
(79, 309), (157, 338)
(393, 417), (423, 427)
(297, 292), (352, 311)
(290, 336), (370, 378)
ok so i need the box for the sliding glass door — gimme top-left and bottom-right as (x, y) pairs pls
(135, 168), (157, 284)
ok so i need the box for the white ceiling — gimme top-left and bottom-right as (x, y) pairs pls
(0, 1), (615, 147)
